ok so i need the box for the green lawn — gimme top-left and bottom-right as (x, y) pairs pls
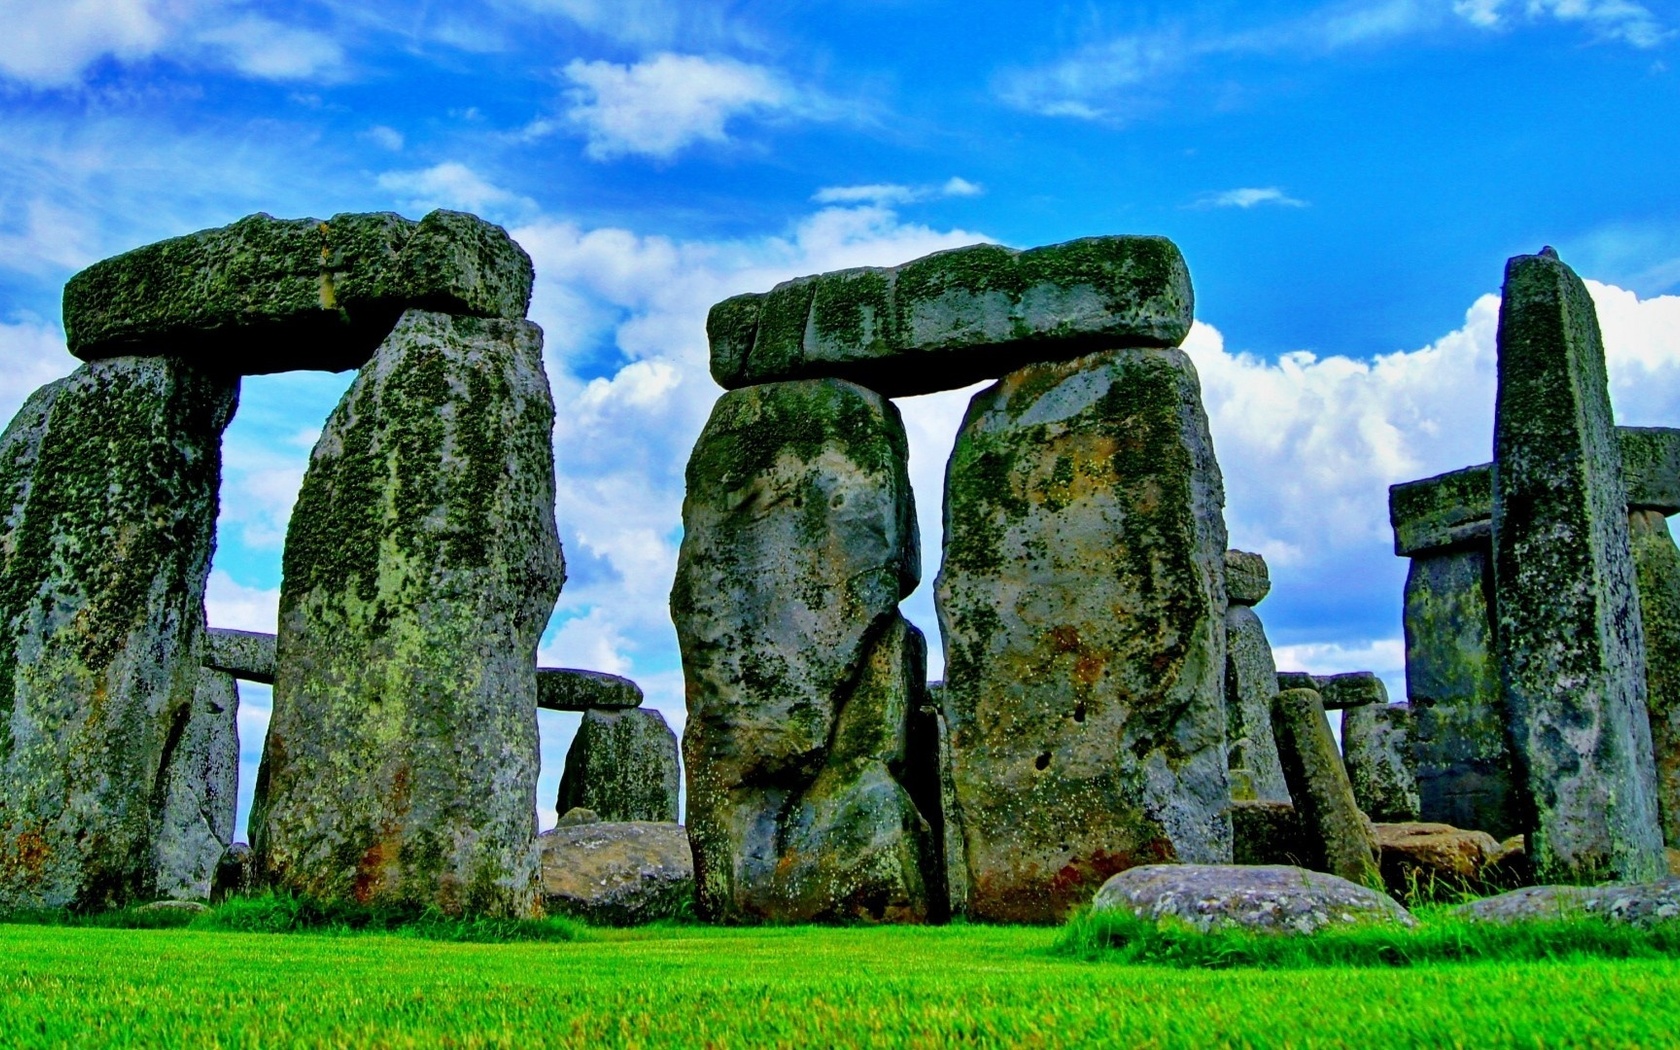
(5, 921), (1680, 1048)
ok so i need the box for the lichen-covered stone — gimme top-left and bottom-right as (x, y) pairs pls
(1225, 604), (1290, 804)
(537, 821), (693, 926)
(556, 708), (680, 823)
(1315, 672), (1387, 711)
(204, 628), (275, 683)
(671, 378), (939, 923)
(1271, 689), (1381, 887)
(708, 237), (1194, 398)
(1389, 463), (1494, 557)
(1457, 878), (1680, 926)
(152, 668), (239, 901)
(0, 358), (236, 911)
(1275, 671), (1317, 693)
(1342, 703), (1420, 823)
(1632, 509), (1680, 848)
(1231, 801), (1310, 866)
(1224, 549), (1271, 606)
(250, 309), (563, 917)
(1093, 864), (1415, 935)
(935, 347), (1231, 924)
(63, 210), (534, 373)
(1491, 249), (1663, 884)
(1620, 428), (1680, 514)
(536, 668), (643, 711)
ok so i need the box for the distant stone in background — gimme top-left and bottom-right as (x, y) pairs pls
(537, 821), (694, 926)
(672, 378), (938, 923)
(0, 358), (236, 912)
(557, 708), (680, 823)
(1343, 703), (1420, 823)
(1372, 822), (1514, 902)
(536, 668), (643, 711)
(1271, 688), (1381, 887)
(211, 843), (255, 903)
(1457, 878), (1680, 926)
(925, 685), (968, 918)
(1315, 673), (1386, 711)
(1491, 249), (1663, 883)
(152, 668), (240, 901)
(1275, 672), (1316, 693)
(252, 309), (564, 917)
(1092, 864), (1415, 935)
(556, 807), (599, 828)
(936, 347), (1231, 924)
(1231, 801), (1310, 867)
(708, 237), (1193, 397)
(1632, 508), (1680, 848)
(203, 629), (276, 684)
(1223, 551), (1290, 804)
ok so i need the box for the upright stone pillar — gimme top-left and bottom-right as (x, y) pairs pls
(1272, 689), (1381, 886)
(936, 346), (1231, 924)
(672, 378), (939, 923)
(252, 309), (564, 917)
(1223, 550), (1290, 803)
(0, 358), (236, 911)
(152, 667), (239, 900)
(1631, 509), (1680, 847)
(1491, 248), (1663, 883)
(556, 708), (680, 823)
(1342, 703), (1420, 823)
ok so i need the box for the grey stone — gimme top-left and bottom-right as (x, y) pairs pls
(709, 237), (1193, 398)
(556, 807), (600, 828)
(556, 708), (680, 823)
(1620, 428), (1680, 514)
(1224, 549), (1271, 606)
(135, 898), (209, 915)
(671, 378), (938, 923)
(0, 358), (236, 912)
(1372, 822), (1512, 901)
(1276, 671), (1317, 693)
(1315, 672), (1387, 711)
(1092, 864), (1415, 935)
(1271, 688), (1381, 887)
(1457, 878), (1680, 926)
(151, 668), (240, 901)
(250, 309), (564, 917)
(1491, 249), (1663, 883)
(1231, 801), (1310, 867)
(935, 347), (1231, 924)
(1631, 509), (1680, 847)
(63, 210), (534, 374)
(1342, 703), (1420, 823)
(204, 628), (275, 683)
(1224, 604), (1291, 803)
(536, 821), (693, 926)
(536, 668), (643, 711)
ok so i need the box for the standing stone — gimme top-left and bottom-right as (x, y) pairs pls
(936, 346), (1231, 924)
(921, 682), (969, 917)
(1223, 550), (1289, 804)
(152, 668), (239, 900)
(1342, 703), (1420, 823)
(556, 708), (680, 824)
(1632, 509), (1680, 847)
(672, 378), (939, 923)
(0, 358), (236, 911)
(1491, 249), (1663, 883)
(1271, 689), (1381, 886)
(251, 309), (564, 917)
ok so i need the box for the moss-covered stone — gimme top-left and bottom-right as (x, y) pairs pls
(1620, 428), (1680, 515)
(933, 346), (1231, 924)
(63, 210), (533, 374)
(0, 357), (235, 911)
(1225, 604), (1291, 804)
(707, 236), (1193, 397)
(250, 309), (563, 918)
(1631, 509), (1680, 848)
(1491, 249), (1662, 883)
(203, 629), (275, 684)
(1342, 703), (1421, 823)
(535, 668), (643, 711)
(1231, 801), (1310, 866)
(152, 668), (239, 901)
(556, 708), (680, 823)
(1271, 689), (1382, 887)
(1315, 672), (1387, 711)
(1224, 549), (1271, 606)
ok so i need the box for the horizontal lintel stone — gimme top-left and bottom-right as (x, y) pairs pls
(537, 668), (644, 712)
(1272, 672), (1387, 711)
(203, 628), (277, 684)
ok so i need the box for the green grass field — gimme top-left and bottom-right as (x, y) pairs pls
(7, 916), (1680, 1048)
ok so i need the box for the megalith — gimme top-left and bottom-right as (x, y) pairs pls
(1223, 550), (1290, 803)
(671, 378), (939, 923)
(0, 358), (236, 911)
(557, 708), (681, 823)
(1271, 688), (1381, 886)
(1491, 248), (1663, 883)
(152, 668), (240, 900)
(251, 309), (564, 917)
(1631, 508), (1680, 847)
(1342, 703), (1420, 823)
(936, 345), (1231, 924)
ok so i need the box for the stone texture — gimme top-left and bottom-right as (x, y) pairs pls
(536, 668), (643, 711)
(1224, 549), (1271, 606)
(556, 807), (599, 828)
(536, 821), (693, 926)
(0, 358), (236, 912)
(935, 346), (1231, 924)
(63, 210), (534, 373)
(1619, 428), (1680, 514)
(204, 629), (275, 683)
(1225, 604), (1290, 804)
(211, 843), (254, 903)
(1271, 688), (1381, 887)
(1632, 508), (1680, 848)
(1491, 249), (1663, 883)
(671, 378), (939, 923)
(1231, 801), (1310, 867)
(709, 237), (1193, 398)
(1457, 878), (1680, 926)
(1342, 703), (1420, 823)
(1092, 864), (1415, 935)
(1372, 822), (1508, 901)
(151, 668), (239, 901)
(1275, 671), (1317, 693)
(250, 309), (564, 917)
(556, 708), (680, 823)
(1315, 672), (1387, 711)
(1390, 464), (1494, 557)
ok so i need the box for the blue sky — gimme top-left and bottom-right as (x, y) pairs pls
(2, 0), (1678, 835)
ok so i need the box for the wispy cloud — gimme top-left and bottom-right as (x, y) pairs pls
(1195, 186), (1308, 209)
(376, 161), (536, 219)
(812, 177), (984, 206)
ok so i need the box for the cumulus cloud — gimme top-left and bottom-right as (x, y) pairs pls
(0, 315), (77, 423)
(1196, 187), (1308, 209)
(559, 52), (797, 160)
(204, 570), (281, 634)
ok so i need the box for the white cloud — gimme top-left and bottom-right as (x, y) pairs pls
(1458, 0), (1670, 45)
(1197, 187), (1308, 209)
(0, 316), (77, 423)
(812, 177), (985, 206)
(363, 125), (404, 151)
(191, 15), (345, 80)
(203, 570), (281, 634)
(559, 52), (794, 160)
(376, 162), (535, 219)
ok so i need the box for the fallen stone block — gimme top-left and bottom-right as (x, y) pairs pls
(204, 628), (276, 684)
(1457, 878), (1680, 926)
(537, 819), (694, 926)
(1092, 864), (1415, 935)
(1372, 822), (1510, 901)
(536, 668), (643, 711)
(556, 708), (680, 823)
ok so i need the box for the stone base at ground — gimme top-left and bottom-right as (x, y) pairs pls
(1373, 822), (1521, 901)
(537, 820), (694, 926)
(1092, 864), (1415, 935)
(1457, 879), (1680, 926)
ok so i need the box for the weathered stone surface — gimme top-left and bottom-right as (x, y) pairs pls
(1372, 822), (1507, 900)
(250, 309), (564, 917)
(1343, 703), (1420, 823)
(1316, 672), (1387, 711)
(204, 628), (275, 683)
(556, 807), (599, 828)
(1225, 604), (1290, 803)
(1457, 878), (1680, 926)
(556, 708), (680, 823)
(1231, 801), (1310, 867)
(0, 358), (236, 912)
(135, 898), (208, 916)
(1620, 428), (1680, 514)
(672, 378), (938, 923)
(152, 668), (239, 901)
(537, 821), (693, 926)
(63, 210), (534, 373)
(211, 842), (254, 903)
(1632, 508), (1680, 848)
(1271, 689), (1381, 887)
(1224, 549), (1271, 606)
(1491, 249), (1663, 883)
(936, 347), (1231, 924)
(536, 668), (643, 711)
(709, 237), (1193, 398)
(1093, 864), (1415, 935)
